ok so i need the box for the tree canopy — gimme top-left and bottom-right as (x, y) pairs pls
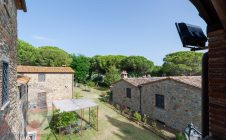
(162, 51), (203, 76)
(17, 40), (72, 67)
(17, 40), (38, 65)
(120, 56), (154, 77)
(70, 55), (91, 83)
(36, 46), (72, 67)
(17, 40), (203, 87)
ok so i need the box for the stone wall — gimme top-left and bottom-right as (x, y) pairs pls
(20, 73), (74, 108)
(111, 79), (202, 132)
(111, 80), (140, 111)
(0, 1), (25, 140)
(141, 80), (201, 131)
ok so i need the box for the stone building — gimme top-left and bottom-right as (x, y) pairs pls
(0, 0), (27, 140)
(17, 66), (74, 108)
(111, 76), (202, 131)
(17, 75), (30, 139)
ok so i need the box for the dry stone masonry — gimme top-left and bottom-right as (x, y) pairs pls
(0, 0), (27, 139)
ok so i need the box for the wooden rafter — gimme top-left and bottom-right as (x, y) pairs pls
(189, 0), (212, 24)
(211, 0), (226, 31)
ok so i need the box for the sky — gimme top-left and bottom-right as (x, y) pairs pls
(18, 0), (207, 65)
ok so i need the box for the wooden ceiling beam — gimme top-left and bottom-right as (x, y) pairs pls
(189, 0), (212, 24)
(211, 0), (226, 31)
(15, 0), (27, 12)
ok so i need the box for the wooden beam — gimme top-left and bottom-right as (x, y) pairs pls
(211, 0), (226, 31)
(189, 0), (212, 24)
(15, 0), (27, 12)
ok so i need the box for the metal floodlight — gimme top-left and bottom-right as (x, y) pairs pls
(175, 22), (208, 51)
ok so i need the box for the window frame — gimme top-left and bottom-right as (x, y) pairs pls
(155, 94), (165, 109)
(126, 88), (131, 98)
(38, 73), (45, 82)
(2, 60), (9, 106)
(19, 85), (24, 99)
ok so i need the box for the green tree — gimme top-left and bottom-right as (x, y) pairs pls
(70, 54), (91, 83)
(120, 56), (154, 77)
(104, 66), (120, 87)
(36, 46), (72, 67)
(17, 40), (38, 65)
(162, 51), (203, 76)
(90, 55), (126, 75)
(151, 66), (163, 76)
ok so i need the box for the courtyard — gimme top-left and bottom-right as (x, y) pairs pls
(30, 86), (163, 140)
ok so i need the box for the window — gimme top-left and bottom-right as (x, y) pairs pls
(2, 61), (9, 105)
(19, 85), (24, 99)
(38, 73), (45, 82)
(155, 94), (164, 109)
(126, 88), (131, 98)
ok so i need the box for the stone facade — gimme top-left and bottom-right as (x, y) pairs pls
(0, 0), (27, 140)
(111, 80), (140, 111)
(20, 73), (74, 108)
(141, 79), (201, 131)
(111, 78), (201, 132)
(17, 77), (29, 140)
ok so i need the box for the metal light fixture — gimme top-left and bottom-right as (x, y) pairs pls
(175, 22), (208, 51)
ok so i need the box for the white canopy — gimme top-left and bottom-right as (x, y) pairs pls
(52, 99), (98, 112)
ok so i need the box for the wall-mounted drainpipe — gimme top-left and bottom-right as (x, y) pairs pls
(138, 85), (143, 114)
(202, 52), (209, 138)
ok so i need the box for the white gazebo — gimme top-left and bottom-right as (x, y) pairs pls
(52, 99), (99, 135)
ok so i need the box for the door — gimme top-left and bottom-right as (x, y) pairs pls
(37, 92), (47, 108)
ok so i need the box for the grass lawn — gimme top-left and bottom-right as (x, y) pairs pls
(39, 87), (163, 140)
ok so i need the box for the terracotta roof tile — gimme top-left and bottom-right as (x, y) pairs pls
(122, 77), (166, 87)
(17, 75), (30, 85)
(115, 76), (201, 89)
(17, 66), (74, 73)
(169, 76), (201, 88)
(141, 76), (201, 89)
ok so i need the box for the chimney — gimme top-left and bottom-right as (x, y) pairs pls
(121, 71), (128, 79)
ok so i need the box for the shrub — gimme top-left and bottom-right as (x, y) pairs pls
(123, 107), (130, 115)
(115, 104), (120, 110)
(133, 112), (141, 122)
(100, 92), (107, 97)
(151, 121), (157, 129)
(143, 114), (147, 124)
(120, 105), (127, 114)
(90, 109), (97, 129)
(128, 110), (132, 117)
(176, 132), (187, 140)
(74, 91), (82, 99)
(50, 110), (78, 133)
(87, 81), (95, 88)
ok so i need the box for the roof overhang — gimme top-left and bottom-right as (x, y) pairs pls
(190, 0), (226, 33)
(15, 0), (27, 12)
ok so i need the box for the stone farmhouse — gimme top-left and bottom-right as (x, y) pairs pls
(111, 73), (201, 131)
(17, 66), (74, 108)
(0, 0), (27, 140)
